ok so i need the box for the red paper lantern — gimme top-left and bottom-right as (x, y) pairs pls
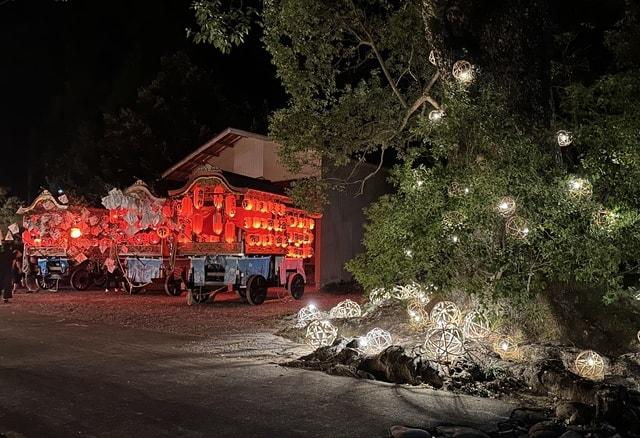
(224, 222), (236, 243)
(192, 213), (204, 235)
(252, 217), (262, 229)
(224, 194), (236, 217)
(181, 196), (193, 217)
(149, 232), (160, 245)
(193, 185), (204, 210)
(212, 213), (223, 235)
(242, 198), (254, 211)
(156, 226), (169, 239)
(213, 185), (224, 209)
(243, 217), (252, 229)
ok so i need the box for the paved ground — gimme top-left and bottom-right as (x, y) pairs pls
(0, 291), (516, 438)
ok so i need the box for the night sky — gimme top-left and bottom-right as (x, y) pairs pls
(0, 0), (284, 199)
(0, 0), (626, 201)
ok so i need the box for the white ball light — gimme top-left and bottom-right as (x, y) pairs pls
(363, 328), (393, 354)
(305, 320), (338, 348)
(506, 215), (530, 240)
(567, 177), (592, 199)
(424, 325), (465, 362)
(496, 197), (516, 217)
(462, 311), (491, 339)
(452, 60), (475, 84)
(429, 109), (445, 122)
(574, 350), (605, 380)
(407, 300), (430, 330)
(329, 299), (362, 319)
(492, 336), (520, 360)
(557, 130), (573, 147)
(297, 304), (321, 327)
(430, 301), (462, 328)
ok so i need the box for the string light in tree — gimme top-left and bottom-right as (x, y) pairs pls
(448, 182), (471, 197)
(424, 325), (465, 362)
(592, 209), (619, 231)
(451, 234), (460, 244)
(493, 336), (521, 360)
(506, 216), (530, 239)
(556, 130), (573, 147)
(305, 320), (338, 348)
(297, 304), (321, 327)
(462, 310), (492, 339)
(363, 328), (393, 354)
(452, 60), (475, 84)
(429, 109), (445, 123)
(442, 211), (466, 230)
(574, 350), (605, 380)
(404, 249), (414, 258)
(430, 301), (462, 328)
(496, 197), (516, 217)
(567, 177), (593, 199)
(329, 299), (362, 319)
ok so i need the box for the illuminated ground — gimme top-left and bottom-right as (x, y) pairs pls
(0, 290), (515, 437)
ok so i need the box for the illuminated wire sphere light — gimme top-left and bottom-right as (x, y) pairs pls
(369, 287), (390, 305)
(297, 304), (321, 327)
(428, 50), (437, 66)
(448, 182), (470, 198)
(506, 216), (530, 239)
(574, 350), (605, 380)
(452, 60), (475, 84)
(496, 197), (516, 217)
(329, 299), (362, 319)
(462, 311), (492, 339)
(424, 325), (465, 362)
(363, 328), (393, 355)
(429, 109), (445, 122)
(430, 301), (462, 328)
(407, 300), (430, 330)
(567, 177), (593, 199)
(391, 282), (422, 301)
(442, 211), (466, 230)
(493, 336), (521, 360)
(305, 320), (338, 348)
(557, 130), (573, 147)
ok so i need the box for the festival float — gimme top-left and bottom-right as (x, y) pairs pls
(18, 167), (320, 305)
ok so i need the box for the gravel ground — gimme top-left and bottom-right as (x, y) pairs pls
(5, 287), (361, 339)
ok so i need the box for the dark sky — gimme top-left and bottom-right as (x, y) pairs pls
(0, 0), (284, 199)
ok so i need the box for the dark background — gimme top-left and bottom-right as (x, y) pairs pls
(0, 0), (626, 201)
(0, 0), (285, 199)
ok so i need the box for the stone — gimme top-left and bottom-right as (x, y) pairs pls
(358, 346), (420, 384)
(527, 421), (565, 438)
(509, 408), (551, 427)
(554, 402), (593, 425)
(435, 425), (490, 438)
(356, 369), (376, 380)
(389, 425), (432, 438)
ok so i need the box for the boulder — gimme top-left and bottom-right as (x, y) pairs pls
(359, 346), (420, 384)
(527, 421), (565, 438)
(435, 425), (490, 438)
(554, 402), (593, 425)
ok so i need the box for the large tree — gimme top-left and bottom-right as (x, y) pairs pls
(192, 1), (640, 348)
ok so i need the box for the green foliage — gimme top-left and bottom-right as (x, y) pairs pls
(188, 1), (259, 54)
(0, 188), (22, 234)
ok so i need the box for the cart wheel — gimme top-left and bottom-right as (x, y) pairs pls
(287, 273), (305, 300)
(122, 281), (139, 295)
(25, 274), (40, 292)
(70, 268), (92, 291)
(187, 289), (209, 305)
(93, 272), (107, 289)
(164, 274), (183, 297)
(246, 275), (268, 305)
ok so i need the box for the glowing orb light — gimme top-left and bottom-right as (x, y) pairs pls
(557, 130), (573, 147)
(329, 299), (362, 319)
(506, 215), (530, 239)
(363, 328), (393, 354)
(462, 311), (492, 339)
(492, 336), (520, 360)
(424, 325), (465, 362)
(305, 320), (338, 348)
(452, 60), (475, 84)
(407, 300), (430, 330)
(567, 177), (592, 199)
(70, 227), (82, 239)
(430, 301), (462, 328)
(297, 304), (320, 327)
(574, 350), (605, 380)
(429, 109), (445, 122)
(496, 197), (516, 217)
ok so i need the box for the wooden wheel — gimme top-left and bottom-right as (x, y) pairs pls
(25, 274), (40, 292)
(287, 273), (305, 300)
(187, 289), (209, 306)
(70, 268), (92, 291)
(246, 275), (267, 305)
(164, 274), (184, 297)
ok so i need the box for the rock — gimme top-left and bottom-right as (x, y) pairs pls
(435, 425), (490, 438)
(389, 425), (432, 438)
(358, 346), (420, 384)
(356, 369), (376, 380)
(527, 421), (565, 438)
(594, 385), (640, 433)
(345, 338), (360, 349)
(558, 432), (583, 438)
(416, 359), (444, 389)
(523, 359), (595, 403)
(509, 408), (551, 427)
(326, 364), (358, 378)
(554, 402), (593, 425)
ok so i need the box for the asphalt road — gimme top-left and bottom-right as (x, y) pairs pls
(0, 309), (516, 438)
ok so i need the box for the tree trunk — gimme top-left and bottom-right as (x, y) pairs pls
(421, 0), (552, 127)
